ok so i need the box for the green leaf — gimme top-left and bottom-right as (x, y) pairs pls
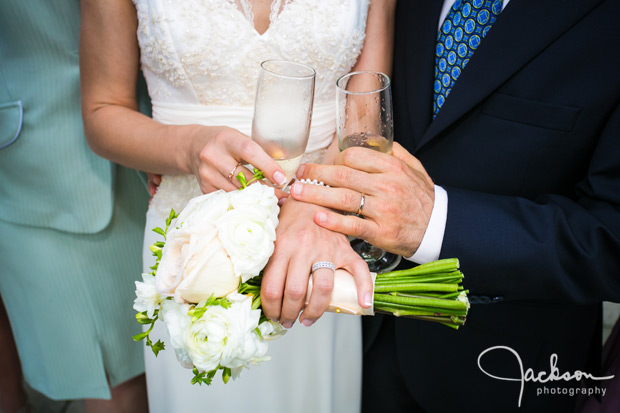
(252, 168), (264, 180)
(135, 312), (155, 325)
(149, 244), (162, 254)
(132, 331), (149, 342)
(222, 367), (232, 384)
(166, 209), (178, 227)
(218, 297), (232, 309)
(236, 172), (248, 188)
(152, 227), (166, 238)
(188, 306), (207, 323)
(151, 340), (165, 357)
(191, 367), (217, 386)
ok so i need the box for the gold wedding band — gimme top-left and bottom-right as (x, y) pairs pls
(227, 162), (243, 180)
(356, 193), (365, 217)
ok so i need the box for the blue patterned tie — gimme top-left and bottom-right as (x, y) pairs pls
(433, 0), (503, 116)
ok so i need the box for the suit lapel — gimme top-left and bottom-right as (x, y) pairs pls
(415, 0), (605, 152)
(395, 0), (444, 149)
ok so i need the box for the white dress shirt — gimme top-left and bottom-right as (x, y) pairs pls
(405, 0), (510, 263)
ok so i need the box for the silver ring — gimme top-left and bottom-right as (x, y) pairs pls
(227, 161), (242, 180)
(311, 261), (336, 273)
(356, 193), (365, 217)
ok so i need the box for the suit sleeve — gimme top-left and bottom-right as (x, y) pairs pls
(439, 103), (620, 304)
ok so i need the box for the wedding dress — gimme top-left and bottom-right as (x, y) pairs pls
(136, 1), (369, 411)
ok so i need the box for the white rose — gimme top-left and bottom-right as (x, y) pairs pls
(176, 189), (232, 230)
(216, 204), (277, 282)
(185, 293), (268, 373)
(173, 227), (240, 303)
(133, 273), (162, 318)
(229, 183), (279, 228)
(160, 300), (193, 369)
(156, 192), (240, 303)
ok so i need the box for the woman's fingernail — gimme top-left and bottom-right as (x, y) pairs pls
(317, 212), (327, 224)
(291, 182), (302, 196)
(281, 321), (293, 329)
(364, 292), (373, 308)
(278, 197), (287, 206)
(302, 319), (314, 327)
(273, 171), (287, 186)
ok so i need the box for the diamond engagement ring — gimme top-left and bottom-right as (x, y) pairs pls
(227, 161), (243, 180)
(356, 193), (366, 217)
(311, 261), (336, 273)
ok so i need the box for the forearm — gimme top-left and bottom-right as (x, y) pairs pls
(441, 186), (620, 304)
(83, 103), (199, 174)
(352, 0), (396, 76)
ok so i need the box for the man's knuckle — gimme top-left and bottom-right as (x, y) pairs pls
(334, 168), (350, 185)
(342, 191), (357, 207)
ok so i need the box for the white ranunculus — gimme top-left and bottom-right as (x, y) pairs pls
(229, 183), (279, 228)
(133, 273), (162, 318)
(216, 204), (277, 282)
(185, 293), (268, 373)
(155, 192), (240, 303)
(160, 300), (193, 369)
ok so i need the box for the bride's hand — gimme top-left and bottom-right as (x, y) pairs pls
(188, 126), (288, 194)
(261, 198), (373, 328)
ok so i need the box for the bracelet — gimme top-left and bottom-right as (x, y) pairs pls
(298, 178), (329, 187)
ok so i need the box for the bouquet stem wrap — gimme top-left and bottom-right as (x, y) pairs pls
(306, 258), (469, 328)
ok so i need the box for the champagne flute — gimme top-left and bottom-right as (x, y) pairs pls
(252, 60), (316, 188)
(336, 71), (402, 273)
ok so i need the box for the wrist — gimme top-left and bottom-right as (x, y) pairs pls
(179, 124), (218, 176)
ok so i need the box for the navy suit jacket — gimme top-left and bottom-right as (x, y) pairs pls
(363, 0), (620, 411)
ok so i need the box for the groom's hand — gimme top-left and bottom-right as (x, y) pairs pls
(291, 143), (435, 257)
(261, 199), (372, 328)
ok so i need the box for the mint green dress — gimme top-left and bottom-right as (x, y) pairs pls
(0, 0), (150, 400)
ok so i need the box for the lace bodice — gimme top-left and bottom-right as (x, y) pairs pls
(133, 0), (368, 107)
(133, 0), (369, 216)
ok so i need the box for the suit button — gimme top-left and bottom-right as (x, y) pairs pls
(492, 296), (504, 303)
(479, 296), (491, 304)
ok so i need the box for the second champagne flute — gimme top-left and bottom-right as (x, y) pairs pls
(336, 70), (401, 272)
(252, 60), (316, 188)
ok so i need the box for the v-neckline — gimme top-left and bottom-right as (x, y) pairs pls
(229, 0), (292, 37)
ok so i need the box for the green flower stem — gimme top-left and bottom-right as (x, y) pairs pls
(374, 283), (459, 293)
(374, 302), (468, 317)
(372, 259), (469, 329)
(375, 273), (463, 285)
(377, 258), (459, 278)
(374, 293), (468, 311)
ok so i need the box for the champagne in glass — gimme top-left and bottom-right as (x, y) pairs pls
(252, 60), (316, 187)
(336, 71), (401, 273)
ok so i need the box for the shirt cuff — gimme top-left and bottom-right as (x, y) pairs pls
(404, 185), (448, 264)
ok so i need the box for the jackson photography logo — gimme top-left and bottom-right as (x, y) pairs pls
(477, 346), (614, 408)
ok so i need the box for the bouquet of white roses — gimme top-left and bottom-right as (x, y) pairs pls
(133, 170), (469, 386)
(133, 171), (286, 385)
